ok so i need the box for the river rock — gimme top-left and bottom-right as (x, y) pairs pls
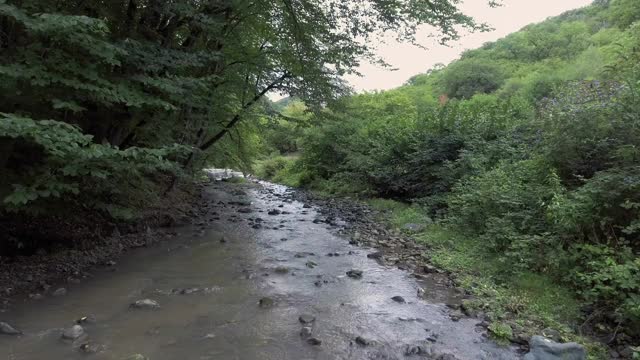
(524, 336), (586, 360)
(367, 251), (383, 259)
(299, 314), (315, 324)
(0, 322), (21, 335)
(391, 296), (406, 303)
(355, 336), (373, 346)
(307, 337), (322, 345)
(268, 209), (281, 215)
(300, 326), (312, 338)
(130, 299), (160, 310)
(259, 297), (275, 308)
(346, 269), (363, 279)
(62, 325), (85, 340)
(405, 345), (430, 356)
(52, 287), (67, 296)
(275, 266), (289, 274)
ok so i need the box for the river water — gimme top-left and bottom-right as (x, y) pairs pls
(0, 178), (519, 359)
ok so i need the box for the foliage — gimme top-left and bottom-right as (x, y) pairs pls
(0, 0), (487, 248)
(0, 113), (188, 219)
(257, 0), (640, 340)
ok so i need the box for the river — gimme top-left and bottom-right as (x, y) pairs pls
(0, 177), (518, 359)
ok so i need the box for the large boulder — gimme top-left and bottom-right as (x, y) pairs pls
(524, 336), (586, 360)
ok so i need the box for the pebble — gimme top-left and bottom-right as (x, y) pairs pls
(130, 299), (160, 309)
(52, 288), (67, 296)
(299, 314), (316, 324)
(306, 337), (322, 345)
(391, 296), (406, 303)
(300, 326), (312, 338)
(346, 269), (363, 279)
(355, 336), (372, 346)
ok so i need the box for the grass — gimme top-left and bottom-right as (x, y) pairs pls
(365, 197), (607, 359)
(366, 198), (430, 229)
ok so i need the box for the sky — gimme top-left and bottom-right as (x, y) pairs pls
(345, 0), (594, 92)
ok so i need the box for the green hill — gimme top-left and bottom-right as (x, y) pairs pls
(257, 1), (640, 355)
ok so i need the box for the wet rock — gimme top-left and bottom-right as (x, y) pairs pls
(367, 251), (383, 259)
(405, 345), (430, 356)
(305, 261), (318, 269)
(303, 204), (312, 208)
(307, 337), (322, 346)
(0, 322), (21, 335)
(176, 288), (200, 295)
(52, 287), (67, 296)
(238, 208), (252, 213)
(275, 266), (289, 274)
(29, 293), (43, 300)
(423, 264), (438, 273)
(299, 314), (316, 324)
(524, 336), (586, 360)
(220, 237), (227, 243)
(300, 326), (312, 338)
(346, 269), (363, 279)
(355, 336), (373, 346)
(62, 325), (85, 340)
(391, 296), (406, 303)
(130, 299), (160, 310)
(267, 209), (281, 215)
(259, 297), (275, 308)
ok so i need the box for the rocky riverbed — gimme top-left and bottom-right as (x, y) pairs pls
(0, 178), (527, 359)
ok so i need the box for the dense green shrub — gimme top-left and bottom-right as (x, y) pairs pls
(0, 114), (188, 219)
(259, 0), (640, 334)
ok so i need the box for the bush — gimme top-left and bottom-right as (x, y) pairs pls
(0, 114), (188, 219)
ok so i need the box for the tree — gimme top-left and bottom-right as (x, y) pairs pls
(441, 59), (505, 99)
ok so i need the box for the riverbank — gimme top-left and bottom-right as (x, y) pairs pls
(283, 187), (624, 359)
(0, 179), (209, 310)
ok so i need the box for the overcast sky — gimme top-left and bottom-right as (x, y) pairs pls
(345, 0), (593, 92)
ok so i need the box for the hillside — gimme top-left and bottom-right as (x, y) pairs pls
(256, 0), (640, 356)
